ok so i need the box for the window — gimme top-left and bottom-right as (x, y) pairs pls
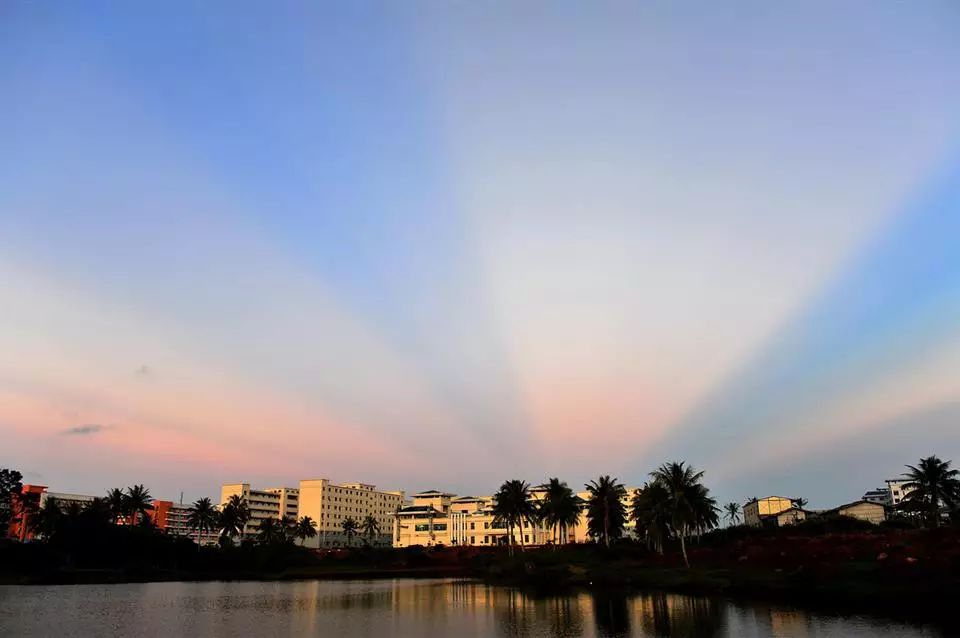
(433, 523), (447, 531)
(484, 522), (489, 529)
(415, 524), (430, 532)
(470, 522), (475, 530)
(524, 535), (529, 543)
(470, 536), (475, 544)
(484, 535), (489, 544)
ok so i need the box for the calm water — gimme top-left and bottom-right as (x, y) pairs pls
(0, 578), (945, 637)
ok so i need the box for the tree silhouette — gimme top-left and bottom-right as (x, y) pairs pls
(632, 482), (671, 554)
(106, 488), (128, 524)
(124, 485), (153, 526)
(341, 517), (359, 547)
(295, 516), (318, 546)
(256, 517), (286, 545)
(0, 469), (23, 530)
(361, 514), (381, 544)
(648, 461), (719, 567)
(902, 456), (960, 528)
(723, 502), (741, 526)
(187, 498), (218, 547)
(538, 478), (580, 547)
(585, 476), (627, 548)
(492, 480), (537, 555)
(219, 494), (250, 541)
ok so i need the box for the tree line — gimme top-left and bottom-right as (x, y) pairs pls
(20, 488), (386, 549)
(4, 454), (956, 558)
(492, 461), (719, 567)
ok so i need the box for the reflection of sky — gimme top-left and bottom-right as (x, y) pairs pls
(1, 2), (959, 505)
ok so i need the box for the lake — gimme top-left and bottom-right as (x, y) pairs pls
(0, 578), (946, 637)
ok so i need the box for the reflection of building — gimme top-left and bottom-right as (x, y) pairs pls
(298, 479), (404, 547)
(743, 496), (797, 527)
(393, 485), (637, 548)
(220, 483), (299, 536)
(824, 500), (886, 524)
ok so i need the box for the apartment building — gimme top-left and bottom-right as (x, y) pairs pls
(151, 500), (218, 546)
(885, 479), (914, 506)
(220, 483), (299, 536)
(40, 491), (97, 510)
(298, 479), (405, 547)
(393, 485), (636, 548)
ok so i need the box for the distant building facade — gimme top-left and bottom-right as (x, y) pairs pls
(743, 496), (797, 527)
(7, 485), (48, 542)
(150, 500), (218, 545)
(826, 500), (887, 524)
(885, 479), (914, 506)
(298, 479), (404, 547)
(393, 485), (637, 548)
(862, 488), (892, 506)
(220, 483), (299, 536)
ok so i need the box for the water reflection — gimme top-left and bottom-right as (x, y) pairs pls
(591, 590), (631, 637)
(0, 578), (945, 638)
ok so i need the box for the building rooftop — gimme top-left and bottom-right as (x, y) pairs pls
(397, 505), (443, 514)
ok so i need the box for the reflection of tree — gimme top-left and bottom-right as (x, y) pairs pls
(547, 594), (585, 638)
(592, 590), (631, 637)
(495, 589), (537, 638)
(637, 593), (725, 638)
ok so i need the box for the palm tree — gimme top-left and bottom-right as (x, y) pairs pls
(902, 456), (960, 528)
(124, 484), (153, 526)
(585, 475), (627, 548)
(632, 482), (672, 554)
(538, 478), (580, 547)
(793, 497), (808, 510)
(649, 461), (719, 568)
(256, 517), (286, 544)
(361, 514), (381, 545)
(279, 515), (298, 542)
(219, 494), (250, 540)
(187, 498), (219, 547)
(85, 498), (114, 526)
(492, 480), (537, 555)
(106, 488), (127, 524)
(295, 516), (318, 546)
(29, 498), (63, 540)
(341, 517), (359, 547)
(723, 502), (741, 526)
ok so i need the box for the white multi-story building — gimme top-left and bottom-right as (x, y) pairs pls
(885, 479), (914, 506)
(298, 479), (405, 547)
(393, 485), (639, 548)
(220, 483), (299, 536)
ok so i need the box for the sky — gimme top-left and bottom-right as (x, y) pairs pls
(2, 1), (959, 508)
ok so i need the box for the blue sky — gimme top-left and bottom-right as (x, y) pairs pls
(1, 1), (959, 507)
